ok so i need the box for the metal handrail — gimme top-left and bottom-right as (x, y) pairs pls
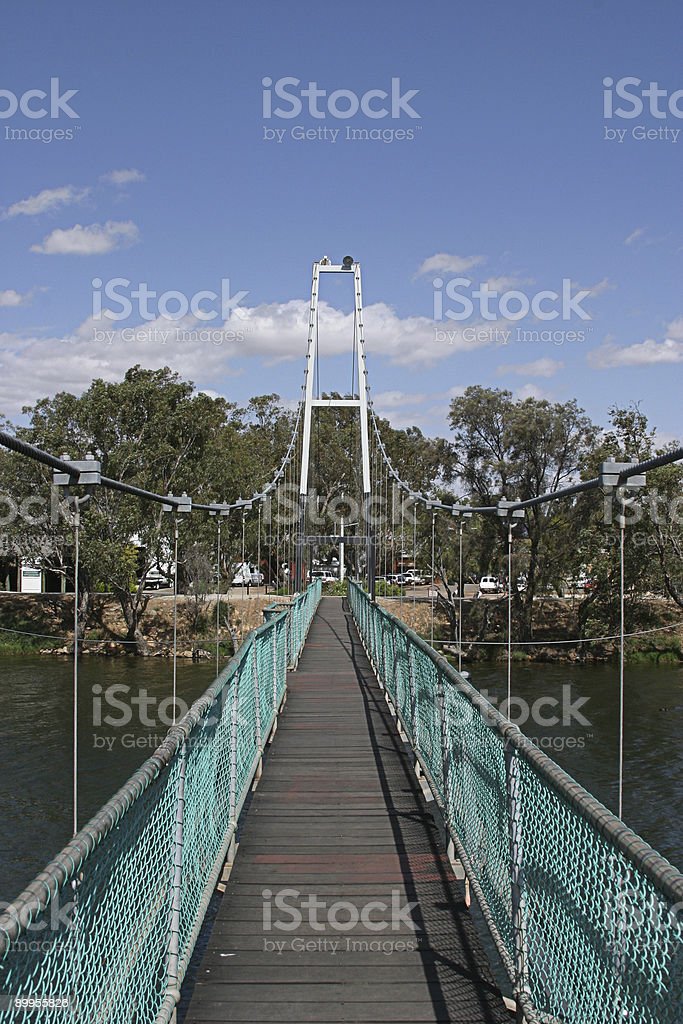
(348, 580), (683, 1024)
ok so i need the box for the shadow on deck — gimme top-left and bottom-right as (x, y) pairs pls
(179, 596), (510, 1023)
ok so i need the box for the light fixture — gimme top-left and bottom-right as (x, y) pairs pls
(342, 255), (354, 270)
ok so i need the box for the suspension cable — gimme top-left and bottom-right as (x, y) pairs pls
(72, 507), (80, 837)
(172, 512), (179, 723)
(367, 409), (683, 517)
(215, 515), (222, 677)
(619, 520), (626, 820)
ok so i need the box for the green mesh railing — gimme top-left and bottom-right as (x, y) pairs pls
(348, 580), (683, 1024)
(0, 580), (321, 1023)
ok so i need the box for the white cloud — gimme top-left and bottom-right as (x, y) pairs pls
(372, 390), (427, 410)
(100, 168), (146, 186)
(624, 227), (646, 246)
(484, 275), (533, 291)
(30, 220), (139, 256)
(583, 277), (614, 297)
(515, 382), (552, 401)
(4, 185), (90, 218)
(589, 337), (683, 368)
(415, 252), (485, 277)
(228, 298), (492, 366)
(497, 357), (564, 378)
(0, 293), (500, 416)
(666, 316), (683, 340)
(0, 315), (242, 415)
(0, 289), (30, 308)
(588, 320), (683, 368)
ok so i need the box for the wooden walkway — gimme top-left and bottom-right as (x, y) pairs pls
(180, 597), (509, 1023)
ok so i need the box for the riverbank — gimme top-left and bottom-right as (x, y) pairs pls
(2, 590), (682, 663)
(381, 595), (683, 664)
(0, 591), (277, 657)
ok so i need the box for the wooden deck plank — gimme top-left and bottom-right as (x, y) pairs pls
(179, 597), (510, 1024)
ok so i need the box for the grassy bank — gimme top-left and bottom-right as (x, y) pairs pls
(0, 592), (276, 657)
(380, 595), (683, 664)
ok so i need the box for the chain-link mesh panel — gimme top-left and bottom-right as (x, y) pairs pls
(348, 581), (683, 1024)
(0, 581), (322, 1024)
(0, 757), (180, 1023)
(517, 752), (683, 1023)
(443, 683), (513, 961)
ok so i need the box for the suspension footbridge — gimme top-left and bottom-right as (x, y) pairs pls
(0, 259), (682, 1023)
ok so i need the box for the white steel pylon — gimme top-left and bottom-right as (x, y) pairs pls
(296, 257), (373, 589)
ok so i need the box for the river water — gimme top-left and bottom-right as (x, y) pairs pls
(0, 654), (681, 904)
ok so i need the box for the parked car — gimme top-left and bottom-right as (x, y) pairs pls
(478, 575), (503, 595)
(143, 568), (171, 590)
(232, 562), (256, 586)
(311, 569), (337, 583)
(402, 570), (426, 586)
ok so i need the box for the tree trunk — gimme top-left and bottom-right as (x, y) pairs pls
(117, 586), (150, 656)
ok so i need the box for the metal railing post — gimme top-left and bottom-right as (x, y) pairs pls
(437, 667), (451, 814)
(166, 740), (187, 1022)
(505, 744), (529, 1022)
(227, 666), (241, 865)
(269, 622), (279, 742)
(252, 641), (263, 787)
(406, 634), (418, 748)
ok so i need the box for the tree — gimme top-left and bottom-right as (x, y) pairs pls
(16, 366), (233, 652)
(447, 387), (599, 638)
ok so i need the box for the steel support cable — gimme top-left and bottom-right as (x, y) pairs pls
(172, 513), (179, 723)
(367, 412), (683, 516)
(430, 508), (436, 645)
(412, 499), (417, 612)
(0, 404), (304, 515)
(4, 614), (679, 646)
(619, 521), (626, 820)
(458, 518), (464, 675)
(507, 522), (513, 708)
(215, 517), (222, 677)
(257, 503), (262, 598)
(73, 510), (80, 837)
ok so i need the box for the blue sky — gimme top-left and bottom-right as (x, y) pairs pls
(1, 0), (681, 443)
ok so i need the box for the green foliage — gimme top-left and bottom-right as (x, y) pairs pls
(324, 579), (348, 596)
(1, 372), (680, 655)
(374, 579), (402, 597)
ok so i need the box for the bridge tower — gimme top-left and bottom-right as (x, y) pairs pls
(296, 256), (374, 593)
